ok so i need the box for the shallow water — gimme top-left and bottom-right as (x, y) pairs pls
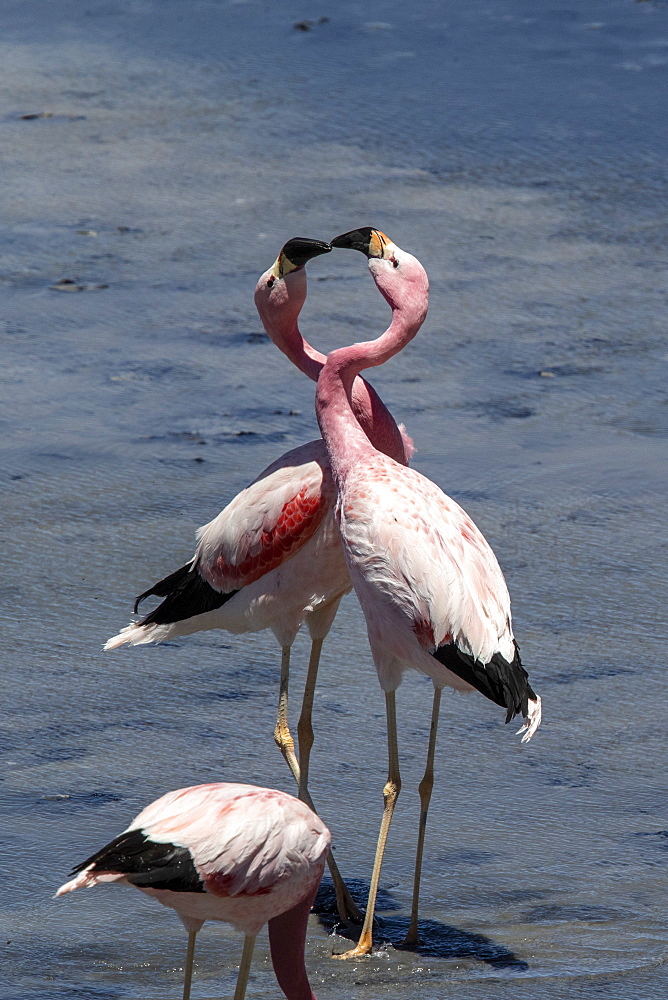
(2, 1), (667, 997)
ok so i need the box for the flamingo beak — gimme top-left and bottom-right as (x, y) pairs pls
(278, 237), (332, 277)
(330, 228), (390, 259)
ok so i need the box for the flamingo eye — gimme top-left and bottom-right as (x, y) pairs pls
(392, 257), (399, 269)
(267, 276), (275, 288)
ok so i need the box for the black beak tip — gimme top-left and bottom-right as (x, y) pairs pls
(281, 237), (332, 266)
(330, 227), (375, 254)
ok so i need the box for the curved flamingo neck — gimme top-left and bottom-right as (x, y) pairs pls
(268, 889), (318, 1000)
(273, 317), (324, 383)
(316, 285), (427, 481)
(257, 273), (410, 464)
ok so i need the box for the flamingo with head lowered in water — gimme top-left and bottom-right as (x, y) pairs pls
(57, 782), (331, 1000)
(315, 227), (542, 957)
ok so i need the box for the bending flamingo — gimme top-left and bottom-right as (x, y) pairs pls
(104, 237), (411, 921)
(57, 782), (330, 1000)
(316, 228), (542, 957)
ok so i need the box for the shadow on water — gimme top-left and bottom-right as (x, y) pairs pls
(313, 880), (529, 970)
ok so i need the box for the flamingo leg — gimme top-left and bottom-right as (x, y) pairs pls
(335, 690), (401, 958)
(400, 685), (441, 947)
(295, 637), (363, 925)
(273, 643), (360, 923)
(233, 934), (257, 1000)
(274, 646), (301, 784)
(296, 637), (322, 801)
(182, 930), (198, 1000)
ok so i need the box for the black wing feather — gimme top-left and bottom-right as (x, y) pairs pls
(432, 640), (535, 723)
(134, 563), (239, 626)
(72, 829), (205, 893)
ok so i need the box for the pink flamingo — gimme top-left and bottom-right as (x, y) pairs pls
(316, 227), (542, 957)
(56, 782), (330, 1000)
(105, 238), (412, 921)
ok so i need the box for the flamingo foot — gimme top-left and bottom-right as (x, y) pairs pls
(333, 939), (373, 960)
(396, 926), (421, 949)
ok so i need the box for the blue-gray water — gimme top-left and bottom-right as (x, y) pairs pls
(2, 1), (667, 997)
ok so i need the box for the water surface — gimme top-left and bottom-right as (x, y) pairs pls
(2, 1), (667, 997)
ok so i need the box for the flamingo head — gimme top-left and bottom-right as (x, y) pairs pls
(254, 237), (331, 344)
(331, 227), (429, 318)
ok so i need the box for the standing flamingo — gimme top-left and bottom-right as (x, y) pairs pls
(104, 237), (412, 922)
(315, 227), (542, 957)
(57, 782), (330, 1000)
(252, 237), (413, 804)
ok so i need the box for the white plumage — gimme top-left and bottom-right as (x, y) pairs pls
(339, 458), (518, 693)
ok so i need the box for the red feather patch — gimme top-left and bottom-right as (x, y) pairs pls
(209, 490), (326, 588)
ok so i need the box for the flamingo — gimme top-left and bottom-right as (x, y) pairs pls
(104, 237), (412, 922)
(56, 782), (330, 1000)
(315, 227), (542, 957)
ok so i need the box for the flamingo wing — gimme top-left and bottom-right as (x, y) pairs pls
(133, 562), (236, 622)
(195, 440), (334, 592)
(127, 784), (330, 897)
(343, 464), (512, 656)
(64, 827), (205, 893)
(57, 784), (331, 900)
(341, 461), (536, 720)
(125, 440), (335, 633)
